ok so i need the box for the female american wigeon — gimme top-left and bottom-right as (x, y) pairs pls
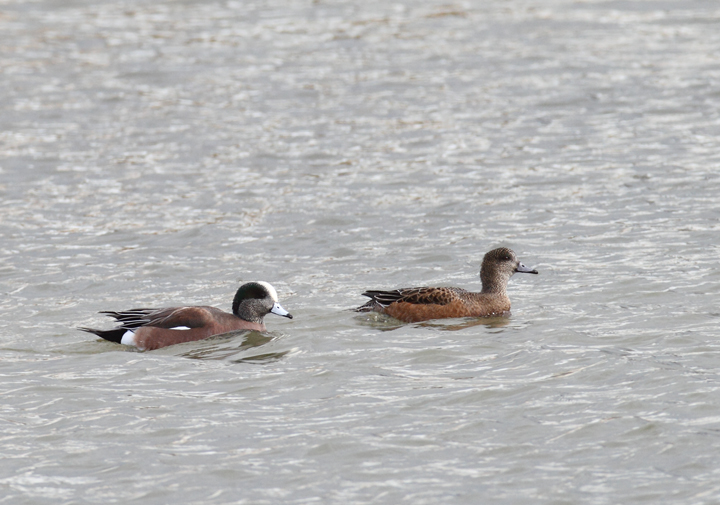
(356, 248), (538, 323)
(80, 281), (292, 351)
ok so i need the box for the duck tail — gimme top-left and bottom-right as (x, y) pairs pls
(78, 327), (126, 344)
(355, 300), (376, 312)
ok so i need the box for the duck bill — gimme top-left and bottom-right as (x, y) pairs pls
(516, 262), (539, 274)
(271, 302), (293, 319)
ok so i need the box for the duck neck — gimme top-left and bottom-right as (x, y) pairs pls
(480, 271), (509, 295)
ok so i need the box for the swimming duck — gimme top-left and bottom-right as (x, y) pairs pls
(356, 248), (537, 322)
(80, 281), (292, 350)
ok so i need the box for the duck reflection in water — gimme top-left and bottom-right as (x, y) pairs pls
(180, 330), (290, 363)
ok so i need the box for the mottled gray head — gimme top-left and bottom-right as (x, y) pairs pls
(481, 248), (538, 294)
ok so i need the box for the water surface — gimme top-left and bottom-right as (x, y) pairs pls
(2, 0), (720, 503)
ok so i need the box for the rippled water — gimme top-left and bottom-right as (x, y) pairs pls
(2, 0), (720, 503)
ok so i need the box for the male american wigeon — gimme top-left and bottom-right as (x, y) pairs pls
(80, 281), (292, 350)
(356, 248), (538, 323)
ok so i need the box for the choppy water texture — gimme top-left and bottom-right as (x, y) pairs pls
(2, 0), (720, 503)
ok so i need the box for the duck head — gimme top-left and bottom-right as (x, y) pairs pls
(232, 281), (293, 323)
(480, 248), (538, 294)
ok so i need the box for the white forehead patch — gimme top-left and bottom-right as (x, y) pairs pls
(257, 281), (279, 302)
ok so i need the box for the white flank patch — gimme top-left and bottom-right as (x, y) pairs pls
(120, 330), (137, 346)
(257, 281), (279, 302)
(170, 326), (191, 330)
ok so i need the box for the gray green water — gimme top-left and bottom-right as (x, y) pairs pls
(2, 0), (720, 503)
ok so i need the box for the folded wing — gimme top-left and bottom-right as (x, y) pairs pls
(360, 287), (468, 308)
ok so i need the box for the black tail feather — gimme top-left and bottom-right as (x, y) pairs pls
(360, 289), (404, 308)
(78, 327), (126, 344)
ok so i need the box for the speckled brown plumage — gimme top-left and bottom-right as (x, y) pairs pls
(357, 248), (537, 323)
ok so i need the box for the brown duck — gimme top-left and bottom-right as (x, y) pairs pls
(356, 248), (538, 322)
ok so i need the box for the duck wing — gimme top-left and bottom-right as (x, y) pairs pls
(99, 306), (219, 330)
(361, 287), (468, 307)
